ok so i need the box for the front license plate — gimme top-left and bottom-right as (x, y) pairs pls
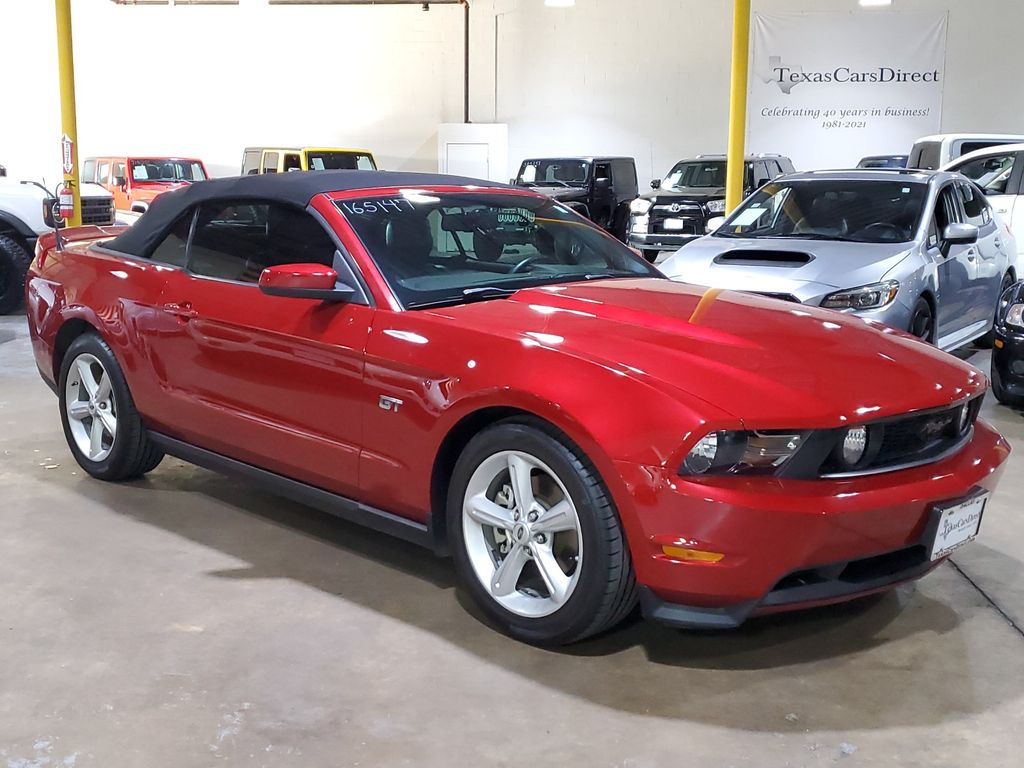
(663, 218), (687, 231)
(929, 491), (987, 561)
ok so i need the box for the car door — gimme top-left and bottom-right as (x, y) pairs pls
(949, 150), (1022, 254)
(592, 162), (614, 227)
(112, 160), (130, 213)
(95, 159), (112, 195)
(260, 150), (280, 175)
(956, 181), (1007, 326)
(931, 183), (971, 339)
(149, 199), (374, 497)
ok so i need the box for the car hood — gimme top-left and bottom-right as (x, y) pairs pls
(132, 181), (191, 201)
(639, 186), (725, 202)
(658, 236), (914, 296)
(519, 185), (588, 202)
(434, 278), (983, 427)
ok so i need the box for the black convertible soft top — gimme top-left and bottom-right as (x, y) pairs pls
(105, 170), (507, 257)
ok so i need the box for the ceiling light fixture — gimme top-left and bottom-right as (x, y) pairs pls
(859, 0), (893, 7)
(544, 0), (576, 7)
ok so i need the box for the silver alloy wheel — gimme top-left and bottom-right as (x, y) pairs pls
(64, 352), (117, 462)
(462, 450), (583, 618)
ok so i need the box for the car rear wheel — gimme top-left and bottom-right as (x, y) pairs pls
(976, 273), (1015, 349)
(448, 420), (638, 645)
(909, 297), (935, 344)
(59, 333), (164, 480)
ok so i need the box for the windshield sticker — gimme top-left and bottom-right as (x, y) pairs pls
(496, 208), (536, 226)
(730, 207), (769, 226)
(339, 198), (418, 216)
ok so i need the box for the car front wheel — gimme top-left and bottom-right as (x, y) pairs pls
(909, 297), (935, 344)
(448, 420), (638, 645)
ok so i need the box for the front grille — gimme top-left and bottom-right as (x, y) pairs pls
(818, 397), (982, 477)
(648, 200), (707, 236)
(81, 197), (115, 226)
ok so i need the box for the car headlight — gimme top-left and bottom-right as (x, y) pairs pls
(681, 430), (805, 476)
(705, 199), (727, 214)
(630, 198), (653, 215)
(1007, 303), (1024, 328)
(631, 215), (649, 233)
(821, 280), (900, 310)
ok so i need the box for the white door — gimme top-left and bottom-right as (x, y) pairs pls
(445, 143), (491, 181)
(948, 149), (1023, 269)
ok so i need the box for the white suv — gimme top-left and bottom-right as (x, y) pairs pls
(0, 177), (115, 313)
(943, 143), (1024, 270)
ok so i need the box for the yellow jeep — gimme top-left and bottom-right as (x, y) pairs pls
(241, 147), (377, 175)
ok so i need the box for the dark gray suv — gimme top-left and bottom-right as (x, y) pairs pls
(628, 154), (795, 261)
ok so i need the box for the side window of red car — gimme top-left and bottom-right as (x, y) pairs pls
(149, 210), (195, 268)
(187, 201), (337, 284)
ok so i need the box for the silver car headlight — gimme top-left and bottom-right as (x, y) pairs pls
(821, 280), (900, 310)
(680, 430), (805, 476)
(705, 199), (727, 214)
(630, 198), (653, 215)
(1007, 303), (1024, 328)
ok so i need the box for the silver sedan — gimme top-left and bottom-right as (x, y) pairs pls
(658, 170), (1018, 351)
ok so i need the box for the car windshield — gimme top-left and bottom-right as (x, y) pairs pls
(661, 161), (731, 190)
(307, 151), (376, 171)
(130, 159), (206, 183)
(517, 160), (590, 187)
(712, 179), (927, 244)
(337, 192), (659, 309)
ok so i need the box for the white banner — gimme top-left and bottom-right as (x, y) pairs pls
(748, 11), (948, 170)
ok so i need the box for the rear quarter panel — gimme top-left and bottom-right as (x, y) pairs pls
(27, 231), (174, 427)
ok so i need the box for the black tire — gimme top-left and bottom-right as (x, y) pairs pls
(448, 419), (638, 645)
(976, 273), (1015, 349)
(58, 333), (164, 481)
(909, 297), (935, 344)
(0, 233), (32, 314)
(991, 361), (1024, 408)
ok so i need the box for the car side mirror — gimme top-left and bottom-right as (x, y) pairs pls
(940, 222), (979, 255)
(706, 216), (726, 234)
(114, 176), (126, 188)
(594, 177), (611, 190)
(258, 264), (353, 301)
(650, 179), (661, 189)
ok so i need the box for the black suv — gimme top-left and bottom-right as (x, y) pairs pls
(512, 157), (638, 240)
(627, 154), (795, 260)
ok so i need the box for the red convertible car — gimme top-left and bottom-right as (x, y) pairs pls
(25, 171), (1010, 645)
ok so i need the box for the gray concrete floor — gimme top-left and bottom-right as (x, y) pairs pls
(1, 314), (1023, 767)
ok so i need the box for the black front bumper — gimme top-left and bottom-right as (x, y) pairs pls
(993, 328), (1024, 398)
(640, 543), (939, 630)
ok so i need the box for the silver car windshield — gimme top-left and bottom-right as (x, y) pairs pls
(713, 180), (927, 244)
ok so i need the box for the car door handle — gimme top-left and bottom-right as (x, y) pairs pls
(163, 301), (196, 319)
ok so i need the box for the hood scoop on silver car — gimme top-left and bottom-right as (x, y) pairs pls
(712, 250), (814, 268)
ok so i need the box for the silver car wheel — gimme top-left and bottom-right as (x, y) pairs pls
(65, 352), (117, 462)
(462, 450), (583, 618)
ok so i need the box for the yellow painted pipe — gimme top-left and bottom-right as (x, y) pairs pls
(55, 0), (81, 227)
(725, 0), (751, 214)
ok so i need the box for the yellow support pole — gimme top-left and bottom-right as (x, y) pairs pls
(55, 0), (81, 227)
(725, 0), (751, 214)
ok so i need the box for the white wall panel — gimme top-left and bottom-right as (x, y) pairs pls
(1, 1), (1020, 187)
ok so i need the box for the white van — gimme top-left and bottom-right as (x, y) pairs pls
(909, 133), (1024, 170)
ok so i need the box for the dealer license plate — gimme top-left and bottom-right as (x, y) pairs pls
(929, 491), (987, 561)
(663, 218), (687, 231)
